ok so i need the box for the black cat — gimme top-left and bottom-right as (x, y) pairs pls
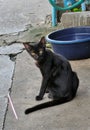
(23, 37), (79, 114)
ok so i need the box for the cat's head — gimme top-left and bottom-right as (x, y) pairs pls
(23, 37), (46, 61)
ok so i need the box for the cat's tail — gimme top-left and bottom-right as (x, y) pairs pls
(25, 97), (73, 114)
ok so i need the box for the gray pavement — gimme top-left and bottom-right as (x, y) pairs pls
(0, 0), (51, 35)
(4, 51), (90, 130)
(0, 0), (90, 130)
(0, 44), (24, 130)
(0, 36), (90, 130)
(0, 1), (51, 129)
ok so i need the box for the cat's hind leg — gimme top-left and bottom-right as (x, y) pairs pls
(72, 72), (79, 97)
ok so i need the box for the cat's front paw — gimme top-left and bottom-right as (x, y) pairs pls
(36, 95), (43, 101)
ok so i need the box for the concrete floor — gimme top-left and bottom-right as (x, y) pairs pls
(0, 0), (90, 130)
(4, 50), (90, 130)
(0, 0), (51, 35)
(0, 1), (51, 129)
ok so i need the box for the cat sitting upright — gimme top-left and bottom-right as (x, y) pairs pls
(23, 37), (79, 114)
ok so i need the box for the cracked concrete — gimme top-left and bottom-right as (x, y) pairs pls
(0, 1), (51, 129)
(0, 43), (24, 55)
(0, 0), (51, 35)
(0, 0), (90, 130)
(0, 0), (51, 46)
(0, 55), (15, 130)
(3, 51), (90, 130)
(0, 44), (24, 130)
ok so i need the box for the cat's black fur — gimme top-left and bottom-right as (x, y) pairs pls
(23, 37), (79, 114)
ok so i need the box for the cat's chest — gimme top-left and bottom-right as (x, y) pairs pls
(35, 61), (47, 70)
(37, 60), (52, 76)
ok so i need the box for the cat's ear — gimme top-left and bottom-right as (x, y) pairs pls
(39, 37), (46, 47)
(23, 43), (33, 51)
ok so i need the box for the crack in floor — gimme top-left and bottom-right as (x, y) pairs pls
(0, 43), (25, 130)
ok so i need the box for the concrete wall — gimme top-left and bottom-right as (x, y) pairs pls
(61, 11), (90, 28)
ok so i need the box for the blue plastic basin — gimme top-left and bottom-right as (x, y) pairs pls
(46, 26), (90, 60)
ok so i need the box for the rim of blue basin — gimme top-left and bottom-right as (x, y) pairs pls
(46, 26), (90, 44)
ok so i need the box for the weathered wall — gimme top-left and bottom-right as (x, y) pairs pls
(61, 11), (90, 28)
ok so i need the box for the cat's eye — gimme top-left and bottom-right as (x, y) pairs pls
(39, 50), (43, 55)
